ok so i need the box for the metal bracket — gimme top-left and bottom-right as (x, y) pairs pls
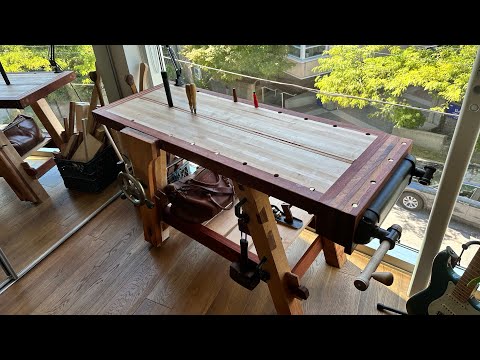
(272, 204), (303, 229)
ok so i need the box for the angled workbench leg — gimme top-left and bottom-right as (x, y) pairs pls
(0, 132), (49, 203)
(321, 237), (346, 268)
(119, 128), (169, 247)
(30, 98), (65, 149)
(234, 182), (303, 315)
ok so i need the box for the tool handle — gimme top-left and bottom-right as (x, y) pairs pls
(354, 240), (391, 291)
(161, 71), (173, 107)
(0, 62), (10, 85)
(139, 62), (149, 92)
(190, 83), (197, 112)
(185, 84), (192, 107)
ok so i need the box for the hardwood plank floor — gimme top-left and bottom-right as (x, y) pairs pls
(0, 197), (412, 315)
(0, 166), (120, 273)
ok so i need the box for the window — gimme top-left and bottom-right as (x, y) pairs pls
(288, 45), (327, 60)
(459, 184), (477, 198)
(288, 45), (301, 59)
(305, 45), (326, 58)
(171, 45), (480, 273)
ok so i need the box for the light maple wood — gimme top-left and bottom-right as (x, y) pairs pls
(71, 131), (103, 162)
(119, 127), (160, 186)
(30, 98), (65, 148)
(233, 181), (303, 315)
(0, 131), (49, 203)
(144, 151), (169, 246)
(139, 63), (149, 92)
(74, 102), (90, 133)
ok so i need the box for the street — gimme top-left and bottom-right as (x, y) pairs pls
(382, 205), (480, 267)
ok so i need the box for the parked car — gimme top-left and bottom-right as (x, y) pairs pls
(398, 180), (480, 228)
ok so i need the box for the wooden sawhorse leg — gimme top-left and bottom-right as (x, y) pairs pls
(30, 98), (65, 150)
(0, 132), (49, 203)
(119, 128), (169, 247)
(234, 181), (303, 315)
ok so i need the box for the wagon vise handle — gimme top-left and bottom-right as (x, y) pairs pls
(354, 224), (402, 291)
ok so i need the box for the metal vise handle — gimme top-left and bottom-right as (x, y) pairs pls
(354, 240), (392, 291)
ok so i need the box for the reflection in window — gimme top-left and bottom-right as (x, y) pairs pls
(288, 45), (301, 58)
(305, 45), (326, 58)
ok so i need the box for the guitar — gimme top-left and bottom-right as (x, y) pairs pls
(406, 246), (480, 315)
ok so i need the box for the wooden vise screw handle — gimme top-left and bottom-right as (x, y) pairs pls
(354, 240), (393, 291)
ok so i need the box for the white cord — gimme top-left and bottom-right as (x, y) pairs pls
(163, 56), (458, 118)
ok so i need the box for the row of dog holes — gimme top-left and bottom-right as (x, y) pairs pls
(193, 134), (409, 208)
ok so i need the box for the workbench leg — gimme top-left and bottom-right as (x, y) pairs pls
(30, 98), (65, 149)
(321, 237), (346, 268)
(143, 151), (169, 246)
(119, 128), (169, 247)
(0, 132), (49, 204)
(234, 182), (303, 315)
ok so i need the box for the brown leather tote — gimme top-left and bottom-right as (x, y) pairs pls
(162, 166), (234, 223)
(3, 114), (45, 157)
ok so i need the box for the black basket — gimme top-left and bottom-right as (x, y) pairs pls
(54, 145), (122, 193)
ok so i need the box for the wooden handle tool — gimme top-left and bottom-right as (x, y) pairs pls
(185, 84), (193, 113)
(68, 101), (76, 138)
(88, 71), (105, 107)
(139, 62), (149, 92)
(189, 83), (197, 114)
(125, 74), (138, 94)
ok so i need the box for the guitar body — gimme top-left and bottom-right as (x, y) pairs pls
(406, 247), (480, 315)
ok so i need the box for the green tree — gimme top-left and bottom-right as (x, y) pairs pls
(181, 45), (293, 83)
(313, 45), (478, 132)
(0, 45), (96, 121)
(0, 45), (95, 83)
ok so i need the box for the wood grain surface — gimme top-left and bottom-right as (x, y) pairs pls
(0, 71), (76, 108)
(93, 84), (413, 251)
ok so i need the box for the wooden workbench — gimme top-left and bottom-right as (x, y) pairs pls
(93, 84), (413, 314)
(0, 71), (75, 203)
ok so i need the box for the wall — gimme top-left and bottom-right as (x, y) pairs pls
(284, 58), (321, 79)
(392, 127), (446, 151)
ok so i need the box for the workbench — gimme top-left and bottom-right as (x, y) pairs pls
(0, 71), (75, 203)
(93, 84), (415, 314)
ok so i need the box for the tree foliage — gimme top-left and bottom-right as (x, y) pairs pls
(181, 45), (293, 83)
(313, 45), (478, 129)
(0, 45), (96, 83)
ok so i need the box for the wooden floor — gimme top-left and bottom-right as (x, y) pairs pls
(0, 166), (120, 273)
(0, 192), (411, 315)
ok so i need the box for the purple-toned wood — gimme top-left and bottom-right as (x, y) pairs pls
(163, 207), (260, 266)
(292, 236), (323, 278)
(0, 71), (76, 109)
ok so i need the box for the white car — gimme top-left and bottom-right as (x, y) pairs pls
(398, 181), (480, 228)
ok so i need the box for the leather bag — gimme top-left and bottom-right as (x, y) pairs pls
(163, 166), (234, 223)
(3, 114), (45, 157)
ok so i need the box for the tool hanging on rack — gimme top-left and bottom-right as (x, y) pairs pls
(48, 45), (62, 73)
(0, 61), (10, 85)
(166, 45), (184, 86)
